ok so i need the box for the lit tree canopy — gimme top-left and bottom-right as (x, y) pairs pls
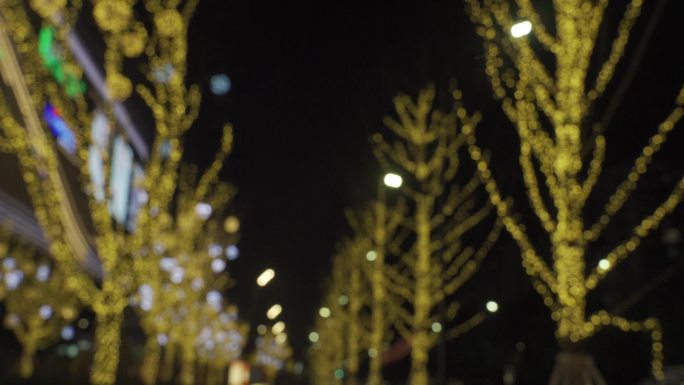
(0, 1), (233, 384)
(463, 0), (684, 381)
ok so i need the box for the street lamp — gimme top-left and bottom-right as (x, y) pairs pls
(272, 321), (285, 335)
(367, 172), (402, 385)
(510, 20), (532, 38)
(383, 173), (403, 188)
(266, 304), (282, 320)
(256, 268), (275, 287)
(486, 300), (499, 313)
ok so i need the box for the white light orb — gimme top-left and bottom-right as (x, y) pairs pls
(36, 264), (51, 282)
(383, 173), (403, 188)
(511, 20), (532, 38)
(195, 202), (213, 220)
(211, 258), (226, 273)
(39, 305), (53, 320)
(210, 73), (232, 95)
(61, 326), (75, 340)
(226, 245), (239, 260)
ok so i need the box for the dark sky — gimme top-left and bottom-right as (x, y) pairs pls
(180, 1), (684, 383)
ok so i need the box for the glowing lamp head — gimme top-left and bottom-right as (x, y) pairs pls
(272, 321), (285, 335)
(267, 304), (282, 320)
(486, 300), (499, 313)
(511, 21), (532, 38)
(256, 268), (275, 287)
(383, 173), (403, 188)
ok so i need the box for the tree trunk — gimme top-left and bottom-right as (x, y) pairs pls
(409, 197), (432, 385)
(159, 343), (177, 382)
(90, 311), (124, 385)
(140, 337), (161, 385)
(19, 344), (36, 378)
(179, 344), (196, 385)
(368, 199), (387, 385)
(549, 351), (607, 385)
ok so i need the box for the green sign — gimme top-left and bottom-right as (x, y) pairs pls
(38, 26), (86, 98)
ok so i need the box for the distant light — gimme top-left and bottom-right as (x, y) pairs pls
(598, 259), (611, 271)
(157, 333), (169, 346)
(5, 270), (24, 290)
(77, 339), (92, 351)
(431, 322), (443, 333)
(170, 267), (185, 284)
(308, 331), (319, 343)
(77, 318), (89, 329)
(366, 250), (377, 262)
(209, 243), (223, 258)
(256, 268), (275, 287)
(61, 306), (77, 319)
(195, 202), (213, 220)
(39, 305), (53, 320)
(5, 314), (20, 327)
(192, 277), (204, 291)
(257, 324), (267, 335)
(224, 216), (240, 233)
(36, 265), (51, 282)
(210, 73), (232, 95)
(66, 344), (79, 358)
(61, 326), (75, 340)
(275, 332), (288, 345)
(211, 258), (226, 273)
(383, 173), (403, 188)
(294, 361), (304, 375)
(226, 245), (239, 261)
(2, 257), (16, 270)
(267, 304), (282, 320)
(159, 257), (177, 272)
(511, 20), (532, 38)
(486, 300), (499, 313)
(338, 295), (349, 306)
(319, 307), (331, 318)
(368, 348), (378, 358)
(515, 341), (526, 352)
(207, 290), (222, 310)
(272, 321), (286, 335)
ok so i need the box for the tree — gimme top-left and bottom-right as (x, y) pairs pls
(463, 0), (684, 382)
(133, 157), (236, 385)
(0, 1), (229, 384)
(0, 230), (81, 378)
(346, 199), (405, 385)
(372, 86), (502, 385)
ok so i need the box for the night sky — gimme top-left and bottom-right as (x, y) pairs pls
(179, 1), (682, 383)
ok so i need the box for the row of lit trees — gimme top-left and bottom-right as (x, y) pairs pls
(0, 1), (248, 385)
(312, 1), (684, 384)
(311, 86), (502, 385)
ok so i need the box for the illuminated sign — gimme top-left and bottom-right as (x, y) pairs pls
(43, 103), (76, 154)
(109, 136), (133, 224)
(38, 26), (86, 98)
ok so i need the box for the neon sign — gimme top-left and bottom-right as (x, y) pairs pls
(38, 26), (86, 98)
(43, 103), (77, 154)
